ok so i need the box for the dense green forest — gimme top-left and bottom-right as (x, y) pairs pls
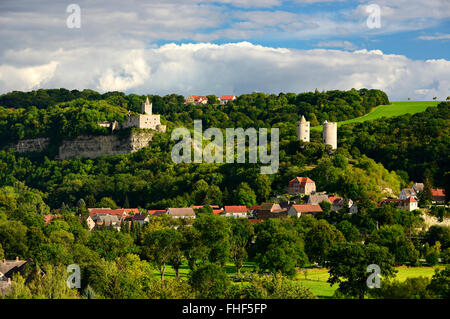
(339, 102), (450, 187)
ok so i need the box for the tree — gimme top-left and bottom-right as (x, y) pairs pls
(427, 266), (450, 299)
(0, 220), (28, 259)
(337, 220), (361, 242)
(367, 224), (419, 265)
(193, 214), (232, 266)
(143, 228), (181, 280)
(97, 197), (118, 209)
(189, 263), (230, 298)
(230, 273), (316, 299)
(229, 218), (254, 274)
(235, 182), (256, 207)
(327, 242), (396, 299)
(305, 220), (345, 266)
(254, 219), (308, 277)
(368, 277), (433, 299)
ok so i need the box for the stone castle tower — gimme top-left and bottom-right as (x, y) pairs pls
(297, 115), (310, 142)
(142, 97), (152, 115)
(323, 120), (337, 149)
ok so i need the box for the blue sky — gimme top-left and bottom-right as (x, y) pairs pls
(0, 0), (448, 100)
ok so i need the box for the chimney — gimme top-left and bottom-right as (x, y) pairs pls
(2, 259), (5, 263)
(15, 256), (19, 262)
(7, 278), (11, 283)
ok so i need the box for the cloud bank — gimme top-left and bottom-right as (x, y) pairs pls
(0, 42), (448, 101)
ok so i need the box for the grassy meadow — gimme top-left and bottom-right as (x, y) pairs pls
(311, 101), (441, 132)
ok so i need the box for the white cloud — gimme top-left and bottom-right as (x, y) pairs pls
(0, 61), (59, 92)
(417, 34), (450, 40)
(1, 42), (448, 101)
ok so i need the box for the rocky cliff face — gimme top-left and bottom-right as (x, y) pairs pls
(10, 132), (154, 159)
(12, 138), (50, 153)
(57, 131), (155, 160)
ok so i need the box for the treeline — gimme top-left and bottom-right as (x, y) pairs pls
(339, 101), (450, 188)
(0, 88), (389, 143)
(0, 183), (449, 299)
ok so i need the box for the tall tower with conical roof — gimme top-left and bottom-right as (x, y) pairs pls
(297, 115), (310, 142)
(323, 120), (337, 149)
(142, 97), (152, 115)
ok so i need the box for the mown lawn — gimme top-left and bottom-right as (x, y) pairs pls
(311, 101), (440, 132)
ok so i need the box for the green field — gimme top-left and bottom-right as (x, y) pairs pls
(296, 266), (443, 298)
(154, 261), (443, 299)
(311, 101), (440, 132)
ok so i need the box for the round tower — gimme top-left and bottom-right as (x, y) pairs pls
(323, 120), (337, 149)
(297, 115), (310, 142)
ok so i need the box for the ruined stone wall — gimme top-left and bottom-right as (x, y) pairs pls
(12, 137), (50, 153)
(57, 131), (154, 160)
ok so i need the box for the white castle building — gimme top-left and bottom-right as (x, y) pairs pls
(122, 97), (165, 131)
(297, 115), (337, 149)
(323, 120), (337, 149)
(297, 115), (310, 142)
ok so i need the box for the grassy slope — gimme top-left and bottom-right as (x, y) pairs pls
(311, 101), (441, 132)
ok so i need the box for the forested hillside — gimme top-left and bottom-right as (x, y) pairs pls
(0, 88), (388, 143)
(339, 102), (450, 188)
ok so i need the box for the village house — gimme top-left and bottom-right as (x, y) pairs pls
(88, 214), (122, 231)
(166, 207), (196, 219)
(44, 214), (63, 225)
(129, 212), (149, 226)
(288, 177), (316, 195)
(412, 182), (424, 193)
(431, 189), (446, 204)
(378, 197), (418, 212)
(185, 95), (208, 105)
(307, 193), (330, 205)
(219, 95), (237, 105)
(328, 196), (358, 214)
(399, 188), (418, 200)
(223, 206), (249, 218)
(255, 203), (287, 220)
(0, 257), (31, 295)
(148, 210), (166, 217)
(86, 208), (142, 231)
(287, 204), (323, 218)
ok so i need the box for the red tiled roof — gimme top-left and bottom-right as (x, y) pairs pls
(220, 95), (236, 100)
(431, 189), (445, 197)
(44, 214), (63, 224)
(290, 204), (323, 213)
(250, 205), (260, 211)
(148, 210), (166, 216)
(289, 177), (315, 186)
(224, 206), (248, 213)
(404, 197), (417, 203)
(167, 208), (196, 217)
(328, 196), (343, 203)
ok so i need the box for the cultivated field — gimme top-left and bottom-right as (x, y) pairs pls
(311, 101), (441, 132)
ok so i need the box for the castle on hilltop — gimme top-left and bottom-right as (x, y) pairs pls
(98, 97), (166, 132)
(297, 115), (337, 149)
(122, 97), (166, 132)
